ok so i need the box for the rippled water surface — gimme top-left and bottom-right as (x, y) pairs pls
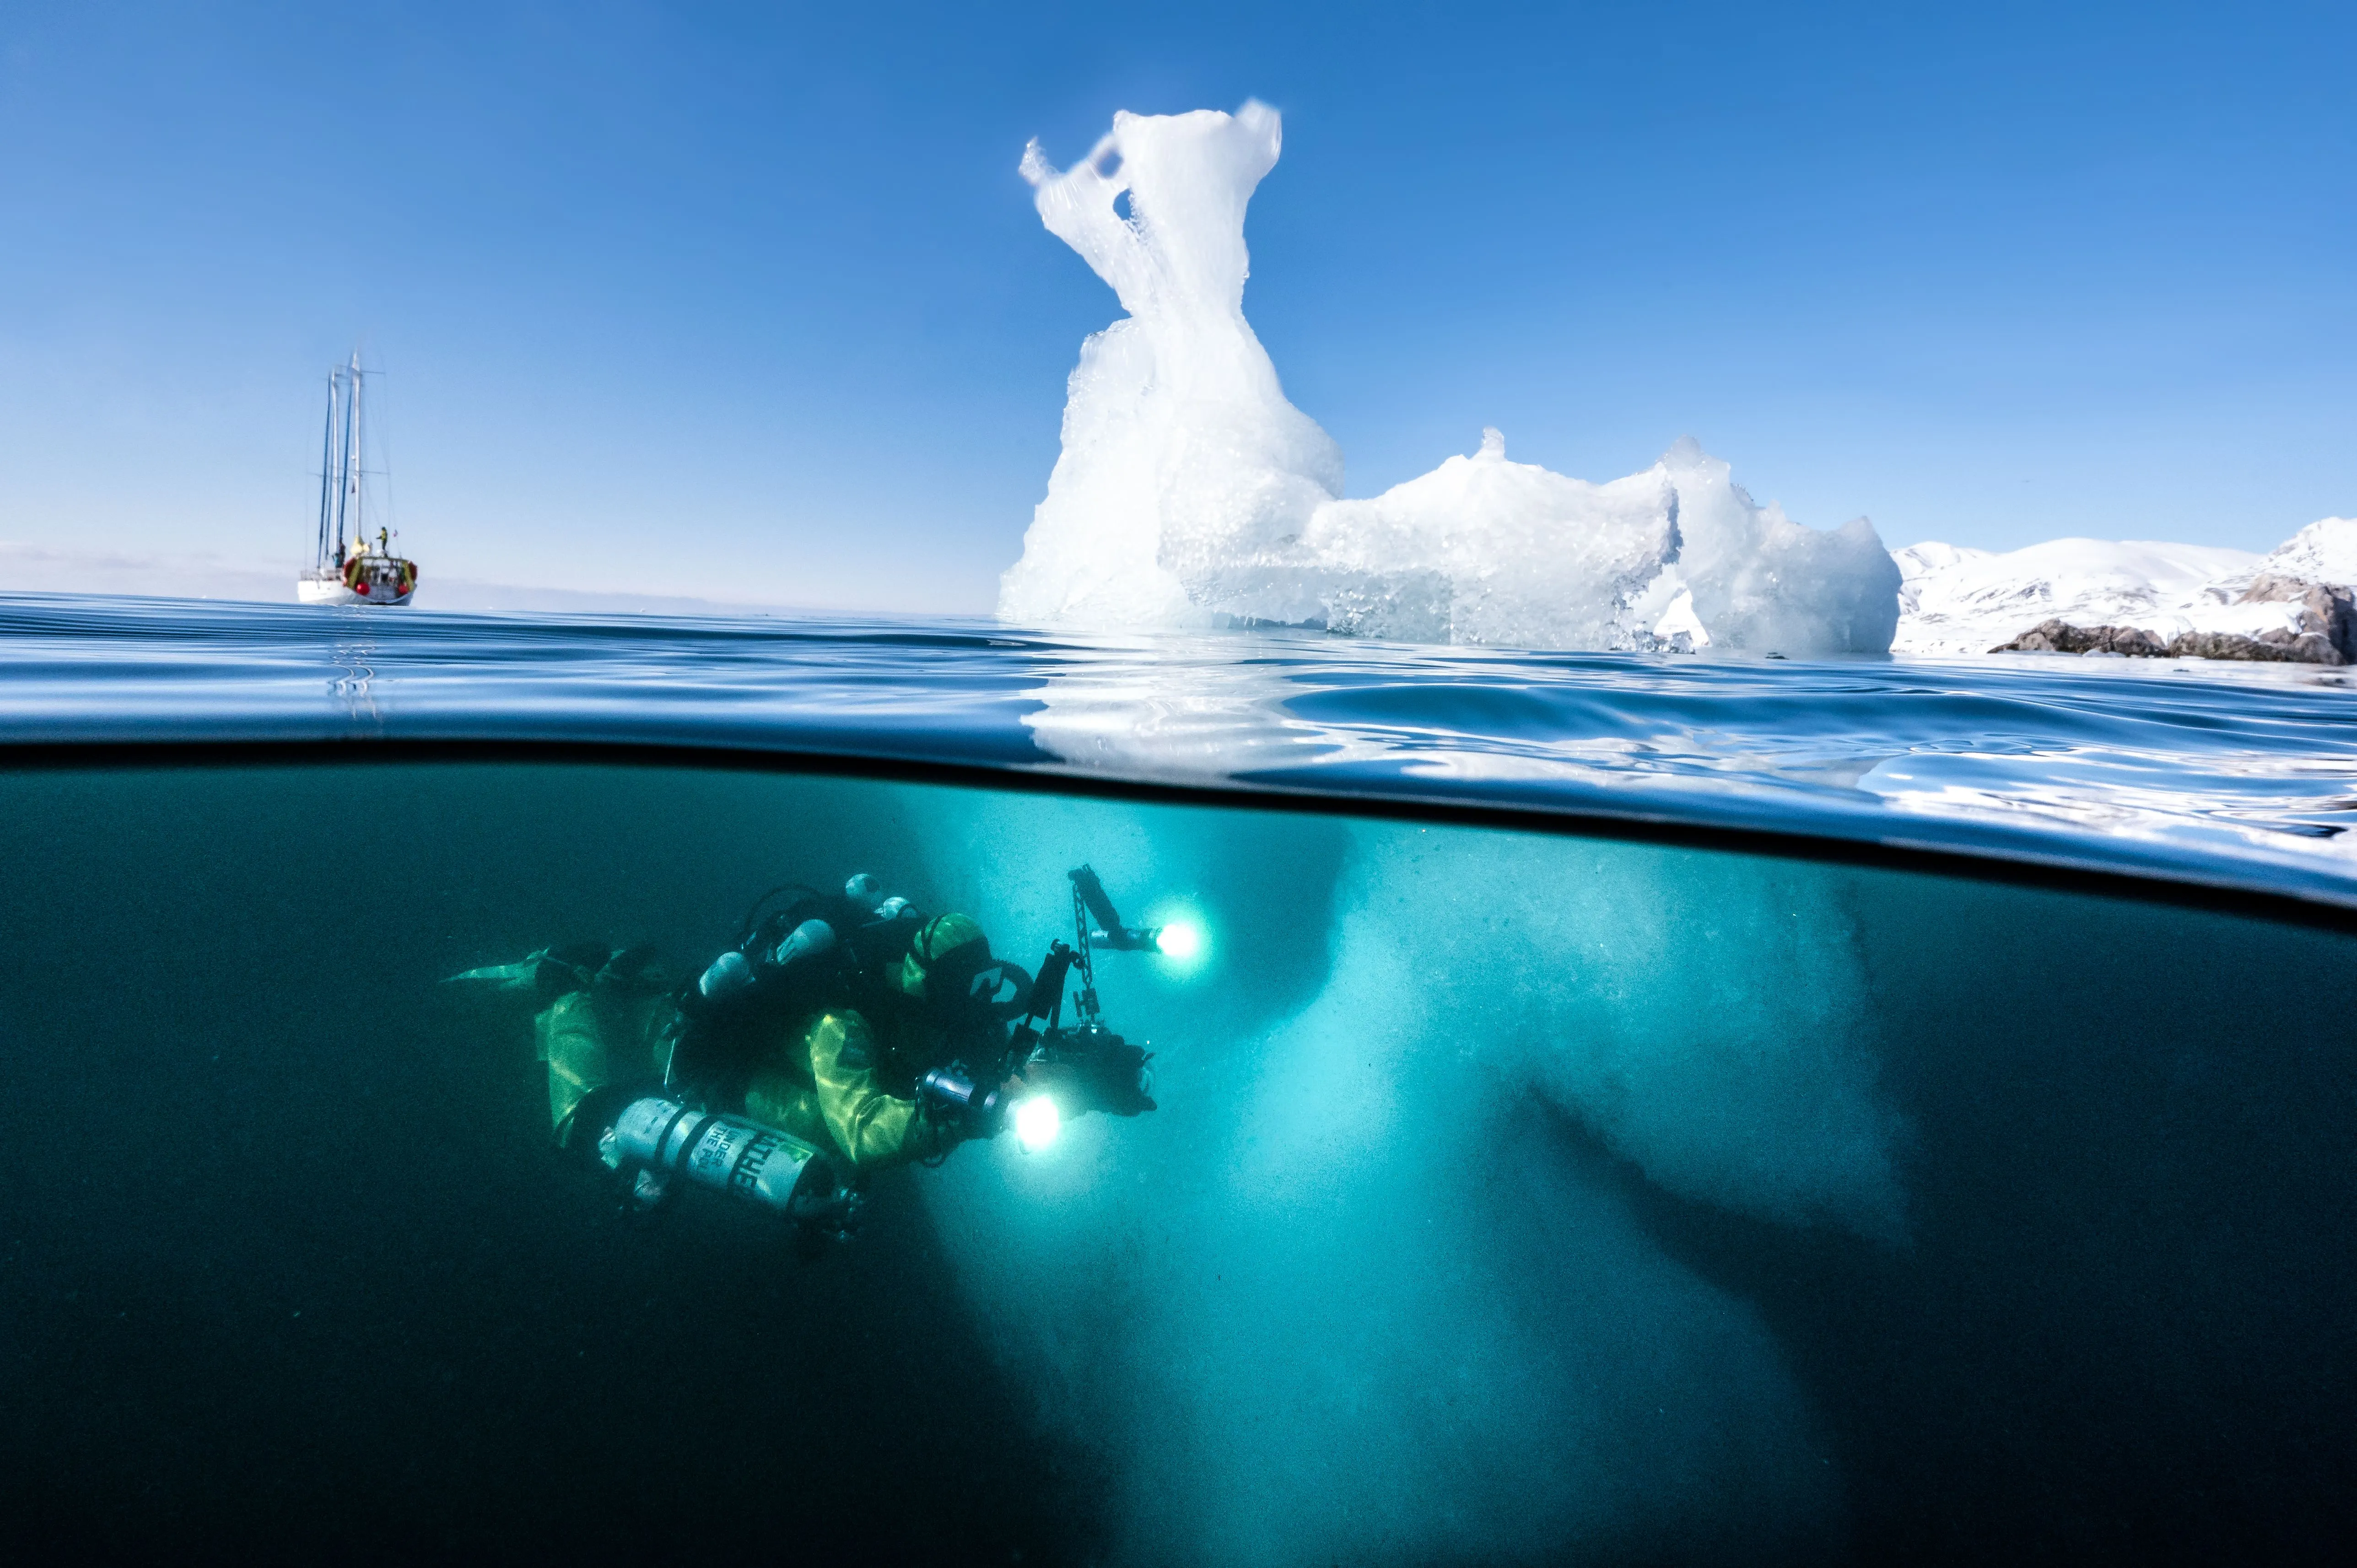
(6, 592), (2357, 905)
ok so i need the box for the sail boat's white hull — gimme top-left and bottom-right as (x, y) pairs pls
(298, 561), (414, 606)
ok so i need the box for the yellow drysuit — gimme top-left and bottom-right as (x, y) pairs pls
(535, 990), (957, 1173)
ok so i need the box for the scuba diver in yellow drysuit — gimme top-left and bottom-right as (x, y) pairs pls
(453, 872), (1153, 1240)
(526, 908), (1009, 1171)
(572, 905), (1013, 1160)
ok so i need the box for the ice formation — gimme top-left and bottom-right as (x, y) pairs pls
(1001, 104), (1901, 656)
(1657, 438), (1903, 655)
(908, 792), (1903, 1564)
(1000, 102), (1343, 631)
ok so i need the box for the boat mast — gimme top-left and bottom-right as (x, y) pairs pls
(338, 353), (364, 560)
(314, 370), (337, 571)
(329, 364), (349, 562)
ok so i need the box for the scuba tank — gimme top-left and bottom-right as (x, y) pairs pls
(577, 871), (927, 1244)
(694, 917), (835, 1003)
(665, 874), (925, 1100)
(598, 1094), (860, 1239)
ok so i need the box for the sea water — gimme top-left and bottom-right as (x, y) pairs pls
(3, 594), (2355, 1564)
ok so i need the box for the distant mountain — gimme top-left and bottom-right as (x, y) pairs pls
(1893, 520), (2357, 659)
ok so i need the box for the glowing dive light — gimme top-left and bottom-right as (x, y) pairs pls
(1153, 920), (1203, 961)
(1012, 1094), (1063, 1153)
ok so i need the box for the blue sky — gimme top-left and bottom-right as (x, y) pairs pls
(1, 0), (2349, 609)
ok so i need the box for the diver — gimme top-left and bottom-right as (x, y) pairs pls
(450, 870), (1156, 1244)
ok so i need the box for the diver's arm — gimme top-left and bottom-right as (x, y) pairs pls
(804, 1011), (961, 1169)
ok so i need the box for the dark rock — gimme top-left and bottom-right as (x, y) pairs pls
(1991, 620), (2170, 657)
(2163, 629), (2342, 664)
(2234, 573), (2357, 661)
(1991, 580), (2356, 664)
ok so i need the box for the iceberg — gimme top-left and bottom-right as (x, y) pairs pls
(1658, 438), (1903, 656)
(1285, 426), (1681, 647)
(999, 102), (1343, 632)
(908, 800), (1872, 1565)
(1001, 103), (1901, 656)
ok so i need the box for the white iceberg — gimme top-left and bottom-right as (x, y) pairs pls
(1001, 102), (1901, 656)
(999, 102), (1343, 632)
(1286, 426), (1681, 647)
(1659, 439), (1902, 656)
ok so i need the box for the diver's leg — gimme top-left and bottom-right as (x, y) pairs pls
(536, 991), (618, 1141)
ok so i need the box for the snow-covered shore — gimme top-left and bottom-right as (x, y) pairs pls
(1893, 519), (2357, 660)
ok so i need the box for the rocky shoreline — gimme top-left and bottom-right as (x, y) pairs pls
(1893, 517), (2357, 663)
(1992, 574), (2357, 664)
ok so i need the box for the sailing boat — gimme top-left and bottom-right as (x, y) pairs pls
(297, 353), (418, 605)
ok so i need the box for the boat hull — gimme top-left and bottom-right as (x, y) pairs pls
(299, 556), (416, 607)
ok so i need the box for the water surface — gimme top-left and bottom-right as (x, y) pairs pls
(7, 592), (2357, 906)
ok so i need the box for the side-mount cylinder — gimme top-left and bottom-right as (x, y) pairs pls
(600, 1096), (859, 1239)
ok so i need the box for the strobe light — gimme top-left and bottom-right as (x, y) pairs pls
(1152, 920), (1203, 961)
(1012, 1094), (1063, 1153)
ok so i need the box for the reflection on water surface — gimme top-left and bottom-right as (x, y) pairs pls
(7, 594), (2357, 906)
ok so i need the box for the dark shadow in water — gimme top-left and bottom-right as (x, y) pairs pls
(1542, 874), (2357, 1566)
(0, 766), (1106, 1563)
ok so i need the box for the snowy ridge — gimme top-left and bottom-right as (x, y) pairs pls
(1893, 518), (2357, 657)
(1893, 538), (2265, 656)
(2253, 516), (2357, 589)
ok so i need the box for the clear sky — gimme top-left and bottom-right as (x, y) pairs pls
(1, 0), (2349, 610)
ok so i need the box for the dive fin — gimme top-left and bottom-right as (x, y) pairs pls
(442, 949), (551, 991)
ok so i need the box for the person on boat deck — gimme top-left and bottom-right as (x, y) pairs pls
(477, 911), (1023, 1175)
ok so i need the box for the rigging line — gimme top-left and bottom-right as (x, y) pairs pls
(371, 370), (397, 536)
(314, 369), (336, 569)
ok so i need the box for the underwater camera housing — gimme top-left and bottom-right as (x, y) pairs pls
(916, 865), (1160, 1137)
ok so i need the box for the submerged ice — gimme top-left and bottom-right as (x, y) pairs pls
(906, 792), (1905, 1564)
(1001, 102), (1900, 655)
